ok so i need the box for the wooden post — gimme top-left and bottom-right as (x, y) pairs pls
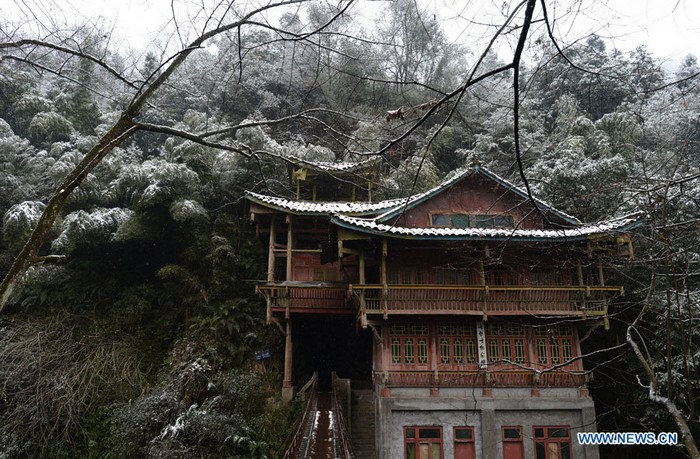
(267, 219), (276, 282)
(286, 215), (293, 281)
(380, 240), (388, 284)
(577, 260), (584, 286)
(282, 319), (294, 400)
(359, 251), (367, 327)
(577, 259), (585, 311)
(598, 263), (605, 286)
(430, 322), (438, 386)
(381, 240), (388, 319)
(312, 183), (317, 201)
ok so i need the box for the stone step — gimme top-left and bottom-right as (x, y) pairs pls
(350, 389), (377, 459)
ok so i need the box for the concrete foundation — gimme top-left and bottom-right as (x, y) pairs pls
(375, 387), (600, 459)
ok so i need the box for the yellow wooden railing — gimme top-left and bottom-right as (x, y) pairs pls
(350, 284), (623, 318)
(257, 283), (623, 318)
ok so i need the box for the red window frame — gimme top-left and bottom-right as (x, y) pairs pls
(389, 323), (430, 370)
(454, 427), (475, 459)
(534, 325), (577, 370)
(501, 426), (524, 459)
(404, 426), (443, 459)
(437, 323), (478, 370)
(485, 323), (527, 367)
(533, 426), (572, 459)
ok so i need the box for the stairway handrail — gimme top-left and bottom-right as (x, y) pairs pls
(331, 372), (356, 459)
(283, 372), (317, 459)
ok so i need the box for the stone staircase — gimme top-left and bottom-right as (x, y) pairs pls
(350, 389), (377, 459)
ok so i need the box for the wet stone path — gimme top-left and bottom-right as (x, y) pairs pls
(300, 393), (339, 459)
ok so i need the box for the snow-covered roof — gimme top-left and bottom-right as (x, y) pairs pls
(246, 191), (407, 216)
(376, 165), (581, 225)
(331, 213), (642, 242)
(285, 154), (381, 173)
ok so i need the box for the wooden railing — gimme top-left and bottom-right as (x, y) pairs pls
(331, 372), (355, 459)
(375, 370), (588, 388)
(351, 284), (623, 318)
(283, 372), (317, 459)
(257, 283), (352, 317)
(259, 283), (623, 318)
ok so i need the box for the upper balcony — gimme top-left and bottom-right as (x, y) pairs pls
(257, 282), (623, 321)
(352, 284), (622, 319)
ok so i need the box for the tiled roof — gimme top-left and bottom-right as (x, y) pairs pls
(285, 154), (381, 173)
(331, 213), (642, 241)
(246, 191), (407, 215)
(376, 166), (581, 225)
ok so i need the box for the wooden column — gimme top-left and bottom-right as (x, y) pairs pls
(286, 215), (293, 281)
(430, 322), (438, 387)
(381, 240), (388, 319)
(380, 240), (388, 284)
(577, 259), (584, 286)
(282, 319), (294, 400)
(267, 219), (276, 282)
(359, 251), (367, 327)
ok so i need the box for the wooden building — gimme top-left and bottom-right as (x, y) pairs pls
(247, 162), (639, 459)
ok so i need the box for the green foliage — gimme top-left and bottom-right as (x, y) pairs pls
(2, 200), (46, 251)
(28, 111), (74, 145)
(109, 359), (297, 459)
(0, 314), (145, 458)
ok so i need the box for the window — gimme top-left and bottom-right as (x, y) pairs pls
(390, 323), (430, 367)
(534, 325), (575, 367)
(502, 427), (524, 459)
(530, 269), (569, 285)
(405, 427), (442, 459)
(312, 268), (337, 282)
(431, 213), (514, 229)
(533, 426), (571, 459)
(487, 268), (517, 286)
(435, 268), (475, 285)
(454, 427), (475, 459)
(486, 323), (526, 364)
(437, 323), (477, 367)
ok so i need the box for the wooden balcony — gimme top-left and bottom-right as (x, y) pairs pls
(257, 282), (353, 318)
(375, 370), (589, 388)
(351, 285), (623, 320)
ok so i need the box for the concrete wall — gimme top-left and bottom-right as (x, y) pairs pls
(375, 387), (599, 459)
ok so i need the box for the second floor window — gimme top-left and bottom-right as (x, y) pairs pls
(486, 323), (526, 364)
(390, 323), (429, 366)
(438, 323), (477, 366)
(534, 325), (575, 366)
(431, 213), (514, 229)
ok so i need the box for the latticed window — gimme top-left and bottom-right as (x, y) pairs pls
(486, 323), (526, 364)
(390, 323), (430, 367)
(534, 325), (576, 367)
(437, 323), (477, 367)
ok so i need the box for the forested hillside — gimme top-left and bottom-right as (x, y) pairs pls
(0, 1), (698, 457)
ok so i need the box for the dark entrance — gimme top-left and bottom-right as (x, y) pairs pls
(293, 316), (372, 391)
